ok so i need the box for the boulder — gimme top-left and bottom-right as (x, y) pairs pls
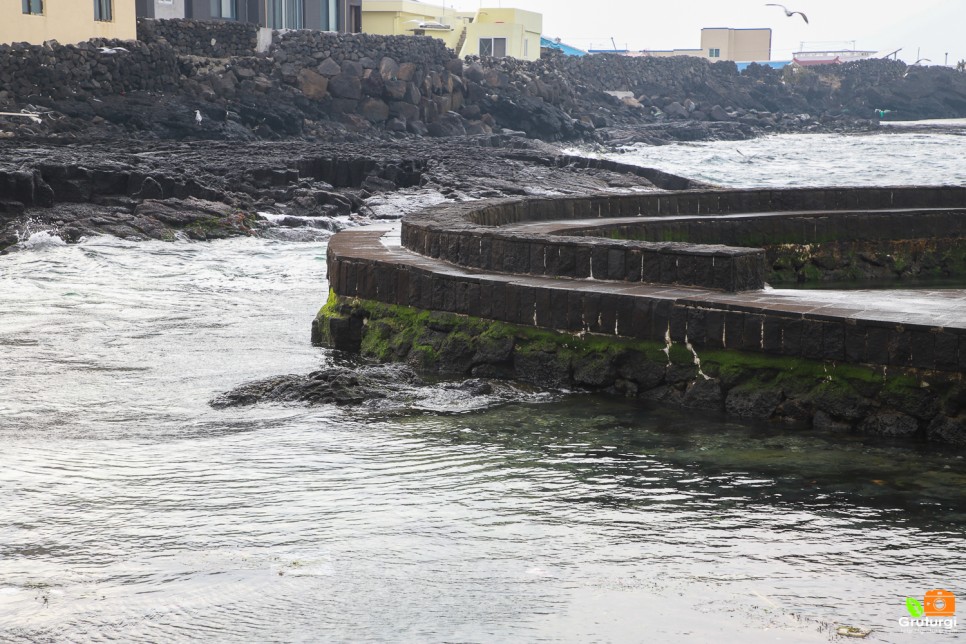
(329, 73), (362, 100)
(858, 412), (920, 438)
(316, 57), (341, 76)
(341, 60), (364, 78)
(396, 62), (417, 82)
(384, 79), (407, 100)
(709, 104), (734, 121)
(360, 98), (390, 123)
(386, 117), (407, 132)
(297, 68), (328, 100)
(379, 56), (399, 81)
(664, 101), (690, 119)
(389, 100), (420, 121)
(725, 386), (783, 418)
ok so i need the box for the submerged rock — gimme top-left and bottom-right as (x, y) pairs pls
(210, 363), (422, 407)
(209, 362), (534, 412)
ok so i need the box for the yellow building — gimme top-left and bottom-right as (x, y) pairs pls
(462, 8), (540, 61)
(1, 0), (137, 46)
(701, 28), (771, 62)
(643, 28), (772, 62)
(361, 1), (541, 61)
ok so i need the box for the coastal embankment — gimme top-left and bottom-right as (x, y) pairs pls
(315, 187), (966, 444)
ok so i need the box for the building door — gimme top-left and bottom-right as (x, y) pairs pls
(349, 3), (360, 33)
(267, 0), (303, 29)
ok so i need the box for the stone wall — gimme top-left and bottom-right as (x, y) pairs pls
(137, 18), (258, 58)
(567, 207), (966, 246)
(271, 30), (455, 69)
(328, 230), (966, 374)
(0, 39), (180, 102)
(400, 187), (966, 292)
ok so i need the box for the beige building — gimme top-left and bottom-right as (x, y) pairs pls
(644, 28), (772, 62)
(361, 1), (541, 61)
(2, 0), (137, 45)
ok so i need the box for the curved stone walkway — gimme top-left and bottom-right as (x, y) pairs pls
(328, 220), (966, 373)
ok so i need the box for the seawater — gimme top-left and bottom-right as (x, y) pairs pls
(2, 132), (966, 643)
(591, 128), (966, 188)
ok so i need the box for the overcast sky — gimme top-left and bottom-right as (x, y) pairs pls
(446, 0), (965, 65)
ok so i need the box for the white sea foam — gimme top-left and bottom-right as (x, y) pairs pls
(18, 230), (66, 250)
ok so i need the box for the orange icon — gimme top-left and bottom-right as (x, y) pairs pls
(924, 589), (956, 617)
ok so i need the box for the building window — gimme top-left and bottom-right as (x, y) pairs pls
(94, 0), (113, 21)
(211, 0), (237, 19)
(479, 37), (507, 58)
(267, 0), (303, 29)
(22, 0), (43, 15)
(709, 48), (721, 58)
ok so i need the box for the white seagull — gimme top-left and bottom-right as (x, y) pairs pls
(765, 4), (809, 23)
(195, 110), (203, 124)
(98, 46), (129, 55)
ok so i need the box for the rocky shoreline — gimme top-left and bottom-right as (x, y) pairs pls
(0, 136), (688, 251)
(2, 22), (965, 249)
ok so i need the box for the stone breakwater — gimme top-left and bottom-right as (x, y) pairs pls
(3, 19), (965, 142)
(317, 186), (966, 444)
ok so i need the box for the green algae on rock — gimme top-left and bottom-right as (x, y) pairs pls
(314, 292), (966, 445)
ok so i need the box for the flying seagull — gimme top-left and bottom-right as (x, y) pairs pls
(195, 110), (203, 125)
(765, 4), (809, 23)
(98, 46), (129, 55)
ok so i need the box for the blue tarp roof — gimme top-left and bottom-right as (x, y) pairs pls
(736, 60), (791, 72)
(541, 37), (588, 57)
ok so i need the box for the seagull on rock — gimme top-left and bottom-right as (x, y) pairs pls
(195, 110), (203, 125)
(98, 46), (129, 55)
(766, 3), (809, 23)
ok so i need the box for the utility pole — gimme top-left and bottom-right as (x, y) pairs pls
(946, 52), (949, 66)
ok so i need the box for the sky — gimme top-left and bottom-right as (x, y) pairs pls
(445, 0), (965, 65)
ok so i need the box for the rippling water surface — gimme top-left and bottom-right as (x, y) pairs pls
(592, 128), (966, 188)
(3, 132), (966, 642)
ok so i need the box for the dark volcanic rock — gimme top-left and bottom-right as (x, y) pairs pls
(682, 378), (725, 410)
(210, 363), (422, 407)
(725, 386), (783, 418)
